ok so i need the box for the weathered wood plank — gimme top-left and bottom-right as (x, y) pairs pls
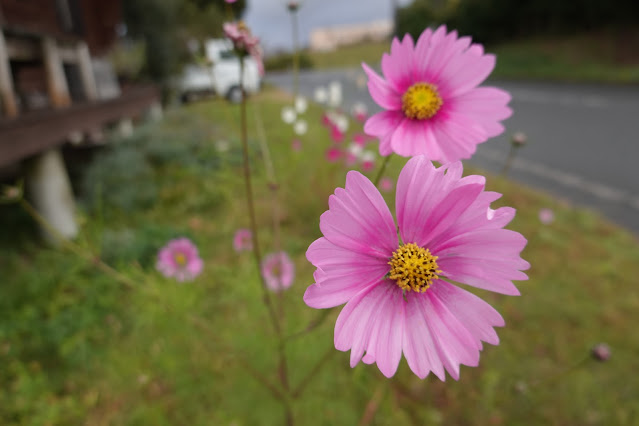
(0, 30), (18, 117)
(0, 86), (159, 168)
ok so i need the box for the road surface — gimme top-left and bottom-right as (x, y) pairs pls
(266, 69), (639, 235)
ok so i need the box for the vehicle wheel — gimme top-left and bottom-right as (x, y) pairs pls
(180, 92), (196, 104)
(227, 86), (244, 104)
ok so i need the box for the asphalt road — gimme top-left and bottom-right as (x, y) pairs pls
(266, 69), (639, 235)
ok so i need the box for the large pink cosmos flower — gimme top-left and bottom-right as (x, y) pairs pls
(156, 237), (204, 282)
(304, 156), (529, 379)
(363, 26), (511, 162)
(261, 251), (295, 292)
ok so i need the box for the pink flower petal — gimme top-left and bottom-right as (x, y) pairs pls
(334, 281), (405, 377)
(320, 171), (398, 258)
(382, 34), (415, 94)
(364, 110), (403, 138)
(422, 285), (481, 379)
(362, 63), (402, 110)
(304, 238), (389, 309)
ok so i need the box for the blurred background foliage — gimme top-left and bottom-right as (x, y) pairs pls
(395, 0), (639, 44)
(119, 0), (247, 96)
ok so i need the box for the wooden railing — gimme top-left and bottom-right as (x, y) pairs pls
(0, 85), (159, 168)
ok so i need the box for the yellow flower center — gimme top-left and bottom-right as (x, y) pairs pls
(388, 243), (441, 293)
(174, 253), (187, 266)
(401, 83), (443, 120)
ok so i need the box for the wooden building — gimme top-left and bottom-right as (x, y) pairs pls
(0, 0), (160, 242)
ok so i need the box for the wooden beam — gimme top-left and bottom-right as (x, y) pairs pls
(0, 30), (18, 118)
(5, 36), (39, 61)
(76, 42), (97, 100)
(0, 86), (159, 168)
(42, 36), (71, 108)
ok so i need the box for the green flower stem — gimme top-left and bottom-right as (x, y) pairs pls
(285, 308), (333, 342)
(373, 154), (392, 186)
(238, 57), (293, 425)
(501, 143), (519, 176)
(238, 57), (280, 335)
(290, 9), (300, 100)
(292, 345), (335, 399)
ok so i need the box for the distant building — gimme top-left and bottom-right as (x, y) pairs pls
(309, 19), (393, 52)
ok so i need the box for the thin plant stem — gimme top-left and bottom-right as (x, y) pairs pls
(373, 154), (392, 186)
(292, 345), (335, 399)
(253, 106), (286, 319)
(238, 56), (293, 424)
(529, 355), (590, 389)
(501, 144), (518, 176)
(285, 308), (333, 341)
(290, 10), (300, 100)
(238, 57), (281, 337)
(358, 381), (387, 426)
(225, 3), (233, 21)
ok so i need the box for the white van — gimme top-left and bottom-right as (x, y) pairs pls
(178, 39), (261, 103)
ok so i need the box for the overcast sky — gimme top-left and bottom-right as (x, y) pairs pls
(244, 0), (413, 53)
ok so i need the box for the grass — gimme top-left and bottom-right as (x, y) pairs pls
(1, 87), (639, 425)
(303, 30), (639, 84)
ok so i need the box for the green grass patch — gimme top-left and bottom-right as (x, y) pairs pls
(1, 87), (638, 424)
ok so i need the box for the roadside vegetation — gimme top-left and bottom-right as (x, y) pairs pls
(267, 29), (639, 84)
(1, 87), (638, 424)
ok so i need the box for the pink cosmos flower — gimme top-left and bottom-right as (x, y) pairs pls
(304, 156), (529, 379)
(362, 26), (511, 162)
(326, 147), (343, 163)
(379, 177), (394, 192)
(262, 251), (295, 292)
(538, 208), (554, 225)
(352, 102), (369, 123)
(156, 237), (204, 282)
(353, 133), (368, 147)
(223, 21), (264, 76)
(233, 228), (253, 252)
(292, 139), (302, 152)
(330, 125), (345, 143)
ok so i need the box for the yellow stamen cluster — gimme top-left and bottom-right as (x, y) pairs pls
(388, 243), (441, 292)
(401, 83), (443, 120)
(174, 253), (187, 266)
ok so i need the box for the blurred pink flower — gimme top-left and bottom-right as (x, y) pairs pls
(362, 160), (375, 172)
(223, 21), (264, 76)
(304, 156), (529, 379)
(345, 152), (358, 166)
(538, 208), (554, 225)
(353, 133), (367, 147)
(225, 0), (237, 3)
(352, 102), (368, 123)
(591, 343), (611, 362)
(330, 125), (345, 143)
(379, 177), (394, 192)
(292, 139), (302, 152)
(363, 26), (511, 162)
(262, 252), (295, 292)
(233, 228), (253, 252)
(156, 237), (204, 282)
(326, 147), (343, 163)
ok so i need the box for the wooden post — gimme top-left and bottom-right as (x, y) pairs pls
(25, 148), (78, 244)
(28, 37), (76, 243)
(76, 41), (98, 101)
(0, 29), (18, 117)
(42, 37), (71, 108)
